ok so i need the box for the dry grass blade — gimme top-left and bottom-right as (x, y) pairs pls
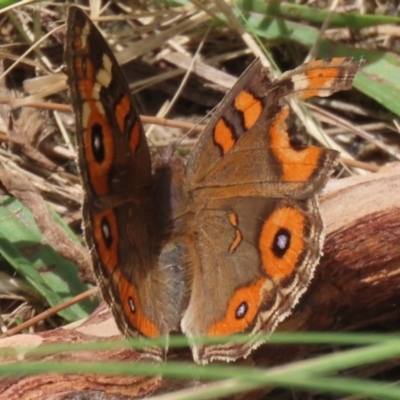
(0, 288), (98, 339)
(310, 103), (400, 160)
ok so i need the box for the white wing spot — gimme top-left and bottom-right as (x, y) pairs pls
(292, 72), (309, 92)
(96, 54), (112, 88)
(82, 102), (91, 128)
(92, 82), (102, 99)
(81, 21), (90, 49)
(96, 68), (112, 88)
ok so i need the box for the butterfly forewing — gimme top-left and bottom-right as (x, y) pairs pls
(185, 58), (358, 199)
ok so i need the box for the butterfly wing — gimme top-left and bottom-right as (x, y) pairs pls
(65, 6), (181, 359)
(181, 58), (358, 363)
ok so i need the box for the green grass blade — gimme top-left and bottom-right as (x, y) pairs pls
(2, 340), (400, 400)
(239, 1), (400, 28)
(0, 195), (97, 321)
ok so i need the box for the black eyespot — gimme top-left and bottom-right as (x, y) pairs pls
(235, 302), (248, 319)
(128, 297), (136, 313)
(91, 123), (105, 163)
(289, 136), (307, 151)
(101, 217), (113, 248)
(272, 228), (291, 258)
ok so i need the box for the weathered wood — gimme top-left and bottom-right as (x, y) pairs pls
(1, 165), (400, 399)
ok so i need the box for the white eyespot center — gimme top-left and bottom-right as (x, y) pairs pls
(277, 233), (289, 250)
(236, 302), (247, 319)
(102, 221), (110, 239)
(94, 134), (101, 150)
(129, 297), (136, 313)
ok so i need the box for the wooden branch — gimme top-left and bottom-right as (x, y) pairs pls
(1, 165), (400, 399)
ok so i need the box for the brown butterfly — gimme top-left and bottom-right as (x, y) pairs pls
(65, 6), (359, 364)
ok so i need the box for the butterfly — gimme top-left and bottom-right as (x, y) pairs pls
(65, 6), (358, 363)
